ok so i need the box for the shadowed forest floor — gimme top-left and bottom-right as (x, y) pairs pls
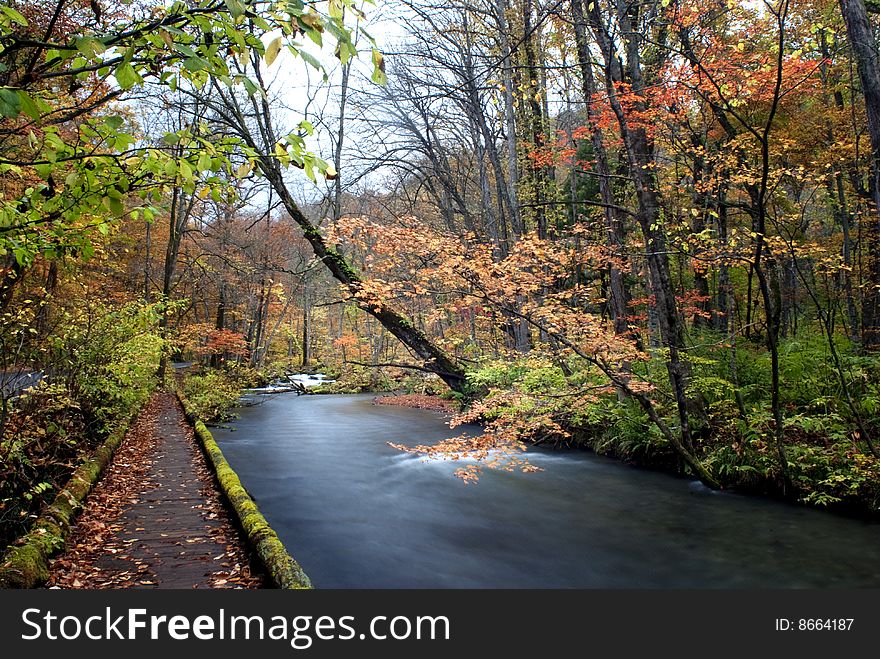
(46, 392), (265, 589)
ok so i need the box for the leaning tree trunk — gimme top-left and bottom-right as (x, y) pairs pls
(264, 166), (469, 393)
(201, 63), (472, 395)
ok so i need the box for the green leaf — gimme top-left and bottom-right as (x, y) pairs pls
(183, 57), (209, 72)
(44, 132), (65, 156)
(0, 6), (28, 26)
(224, 0), (246, 18)
(241, 77), (260, 97)
(44, 49), (63, 64)
(173, 43), (198, 58)
(105, 196), (124, 215)
(114, 62), (142, 90)
(113, 133), (136, 151)
(104, 115), (124, 130)
(265, 36), (282, 67)
(250, 14), (271, 31)
(299, 14), (325, 47)
(18, 90), (40, 119)
(0, 88), (21, 118)
(76, 36), (107, 59)
(299, 50), (324, 73)
(337, 40), (356, 65)
(324, 18), (348, 43)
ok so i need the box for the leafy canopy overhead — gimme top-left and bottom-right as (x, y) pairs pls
(0, 0), (381, 267)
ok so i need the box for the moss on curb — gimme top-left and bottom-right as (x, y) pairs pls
(176, 392), (312, 590)
(0, 421), (133, 588)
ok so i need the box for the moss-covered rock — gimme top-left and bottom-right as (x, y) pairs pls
(178, 393), (312, 589)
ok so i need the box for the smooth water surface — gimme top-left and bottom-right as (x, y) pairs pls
(212, 394), (880, 588)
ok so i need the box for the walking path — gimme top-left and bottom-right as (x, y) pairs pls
(46, 392), (264, 589)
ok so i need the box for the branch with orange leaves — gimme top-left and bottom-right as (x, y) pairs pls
(488, 301), (721, 489)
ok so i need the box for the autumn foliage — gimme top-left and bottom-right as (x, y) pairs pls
(3, 0), (880, 555)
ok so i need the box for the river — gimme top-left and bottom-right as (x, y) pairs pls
(211, 393), (880, 588)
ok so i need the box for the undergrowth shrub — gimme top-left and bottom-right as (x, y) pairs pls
(0, 300), (165, 547)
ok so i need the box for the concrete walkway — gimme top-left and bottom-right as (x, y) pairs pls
(47, 392), (264, 589)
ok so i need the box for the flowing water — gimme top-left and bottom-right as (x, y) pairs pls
(211, 393), (880, 588)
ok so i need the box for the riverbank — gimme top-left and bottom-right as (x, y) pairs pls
(563, 417), (880, 519)
(371, 391), (880, 519)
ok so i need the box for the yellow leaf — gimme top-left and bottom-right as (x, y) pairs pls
(265, 36), (282, 67)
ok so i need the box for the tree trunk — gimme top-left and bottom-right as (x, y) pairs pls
(157, 186), (193, 381)
(143, 219), (152, 303)
(840, 0), (880, 348)
(35, 259), (58, 337)
(0, 256), (23, 312)
(302, 284), (311, 370)
(332, 60), (352, 223)
(588, 1), (698, 451)
(457, 11), (507, 249)
(210, 283), (226, 368)
(495, 0), (524, 237)
(522, 0), (550, 238)
(713, 195), (732, 332)
(835, 172), (861, 342)
(571, 0), (630, 339)
(819, 28), (861, 343)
